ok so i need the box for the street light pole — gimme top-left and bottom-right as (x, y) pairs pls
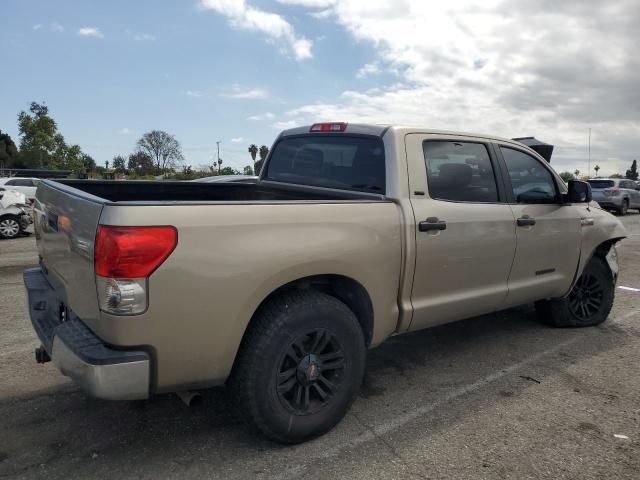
(216, 141), (221, 174)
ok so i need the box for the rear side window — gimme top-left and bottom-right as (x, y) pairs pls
(587, 180), (615, 189)
(264, 136), (385, 194)
(501, 147), (558, 204)
(423, 141), (498, 202)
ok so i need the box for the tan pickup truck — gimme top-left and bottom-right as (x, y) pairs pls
(25, 123), (626, 443)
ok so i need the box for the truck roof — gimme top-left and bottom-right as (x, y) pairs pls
(280, 123), (531, 149)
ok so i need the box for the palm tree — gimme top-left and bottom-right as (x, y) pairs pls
(248, 144), (258, 164)
(574, 169), (580, 178)
(259, 145), (269, 161)
(594, 165), (600, 177)
(217, 158), (223, 173)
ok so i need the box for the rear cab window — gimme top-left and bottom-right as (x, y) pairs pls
(264, 135), (385, 194)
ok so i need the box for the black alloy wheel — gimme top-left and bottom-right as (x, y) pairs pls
(276, 328), (345, 415)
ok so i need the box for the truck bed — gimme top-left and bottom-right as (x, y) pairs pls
(54, 179), (380, 203)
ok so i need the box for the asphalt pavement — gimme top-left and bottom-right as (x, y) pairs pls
(1, 214), (639, 479)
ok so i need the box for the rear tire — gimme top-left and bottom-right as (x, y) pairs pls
(618, 199), (628, 216)
(0, 215), (22, 239)
(535, 256), (614, 327)
(229, 290), (366, 444)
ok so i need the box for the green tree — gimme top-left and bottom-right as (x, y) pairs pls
(81, 153), (96, 172)
(610, 173), (624, 179)
(0, 130), (19, 167)
(625, 159), (638, 181)
(127, 152), (154, 175)
(112, 155), (127, 173)
(243, 165), (254, 175)
(219, 166), (238, 175)
(16, 102), (87, 172)
(558, 171), (575, 183)
(17, 102), (58, 167)
(136, 130), (184, 172)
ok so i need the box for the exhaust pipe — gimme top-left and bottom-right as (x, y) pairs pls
(176, 390), (202, 407)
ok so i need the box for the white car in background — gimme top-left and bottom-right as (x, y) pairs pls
(0, 177), (40, 201)
(0, 187), (32, 239)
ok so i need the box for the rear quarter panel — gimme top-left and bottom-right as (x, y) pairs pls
(95, 201), (403, 392)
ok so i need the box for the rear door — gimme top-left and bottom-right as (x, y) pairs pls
(405, 134), (517, 330)
(495, 145), (581, 307)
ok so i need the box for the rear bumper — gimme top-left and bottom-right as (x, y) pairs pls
(24, 268), (150, 400)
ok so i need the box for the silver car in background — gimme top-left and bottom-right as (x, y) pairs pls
(588, 178), (640, 215)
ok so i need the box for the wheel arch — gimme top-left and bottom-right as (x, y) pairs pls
(245, 274), (375, 347)
(567, 236), (625, 295)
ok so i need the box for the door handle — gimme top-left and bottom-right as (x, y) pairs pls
(419, 217), (447, 232)
(517, 216), (536, 226)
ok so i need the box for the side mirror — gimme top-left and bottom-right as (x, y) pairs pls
(567, 180), (592, 203)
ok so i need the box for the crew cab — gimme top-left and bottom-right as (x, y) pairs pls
(25, 123), (626, 443)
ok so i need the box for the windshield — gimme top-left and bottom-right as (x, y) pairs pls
(264, 135), (385, 194)
(588, 180), (615, 189)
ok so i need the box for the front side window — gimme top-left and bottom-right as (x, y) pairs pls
(423, 141), (498, 202)
(265, 136), (385, 194)
(501, 147), (558, 204)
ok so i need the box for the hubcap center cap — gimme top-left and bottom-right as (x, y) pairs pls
(297, 354), (321, 384)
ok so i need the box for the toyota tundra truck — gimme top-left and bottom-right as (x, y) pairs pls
(25, 123), (626, 443)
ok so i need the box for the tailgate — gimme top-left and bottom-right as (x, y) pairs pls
(34, 180), (105, 322)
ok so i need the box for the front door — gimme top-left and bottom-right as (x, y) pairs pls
(496, 145), (582, 307)
(405, 134), (517, 331)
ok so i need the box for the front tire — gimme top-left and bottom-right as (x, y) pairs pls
(0, 215), (22, 239)
(536, 256), (614, 327)
(230, 291), (366, 444)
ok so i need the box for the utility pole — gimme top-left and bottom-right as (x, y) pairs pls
(588, 128), (591, 179)
(216, 141), (221, 174)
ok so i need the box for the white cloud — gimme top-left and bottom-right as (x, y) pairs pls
(77, 27), (104, 38)
(231, 137), (244, 143)
(119, 128), (131, 135)
(272, 119), (299, 130)
(277, 0), (336, 6)
(186, 90), (203, 98)
(134, 33), (156, 41)
(33, 22), (65, 32)
(271, 0), (640, 175)
(355, 62), (381, 79)
(222, 85), (269, 99)
(247, 112), (276, 121)
(199, 0), (313, 61)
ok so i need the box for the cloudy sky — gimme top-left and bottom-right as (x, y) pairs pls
(2, 0), (638, 175)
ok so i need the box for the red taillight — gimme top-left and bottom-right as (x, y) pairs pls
(309, 122), (347, 132)
(605, 188), (620, 197)
(95, 226), (177, 278)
